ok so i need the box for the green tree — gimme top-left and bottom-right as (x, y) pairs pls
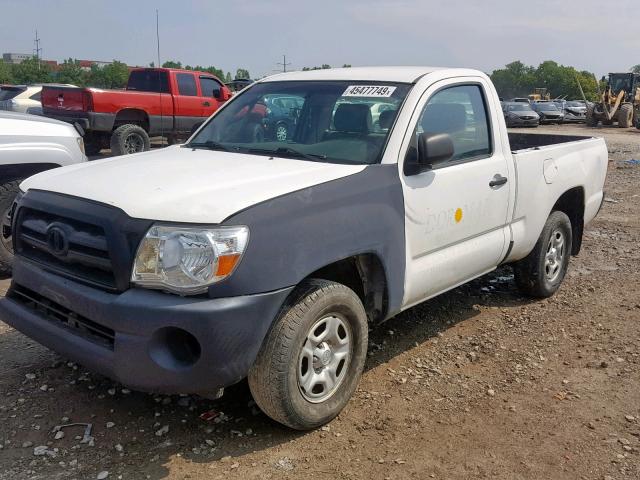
(12, 56), (51, 84)
(0, 60), (14, 84)
(631, 64), (640, 74)
(491, 60), (600, 101)
(224, 72), (232, 83)
(235, 68), (250, 79)
(56, 58), (87, 86)
(87, 61), (129, 89)
(162, 60), (182, 68)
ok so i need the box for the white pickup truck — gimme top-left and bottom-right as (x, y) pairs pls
(0, 111), (87, 276)
(0, 67), (607, 430)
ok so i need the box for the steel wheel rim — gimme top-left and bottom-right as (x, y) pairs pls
(1, 205), (13, 253)
(276, 124), (288, 141)
(544, 228), (565, 282)
(298, 315), (351, 403)
(124, 133), (144, 154)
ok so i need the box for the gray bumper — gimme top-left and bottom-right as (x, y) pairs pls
(0, 259), (293, 395)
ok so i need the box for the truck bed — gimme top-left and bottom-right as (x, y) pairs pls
(506, 132), (608, 263)
(508, 132), (594, 152)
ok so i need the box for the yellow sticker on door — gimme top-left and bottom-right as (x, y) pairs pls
(454, 208), (463, 223)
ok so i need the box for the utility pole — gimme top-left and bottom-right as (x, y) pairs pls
(277, 55), (291, 73)
(33, 30), (42, 70)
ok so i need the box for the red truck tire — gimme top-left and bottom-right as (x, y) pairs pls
(110, 124), (151, 156)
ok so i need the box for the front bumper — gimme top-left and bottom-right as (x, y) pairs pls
(507, 117), (539, 127)
(0, 259), (293, 395)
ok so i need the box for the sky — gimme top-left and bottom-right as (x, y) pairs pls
(0, 0), (637, 79)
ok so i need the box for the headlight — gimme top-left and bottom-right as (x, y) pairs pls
(76, 137), (85, 156)
(131, 225), (249, 295)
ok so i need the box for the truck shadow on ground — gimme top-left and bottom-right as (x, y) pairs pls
(0, 266), (534, 478)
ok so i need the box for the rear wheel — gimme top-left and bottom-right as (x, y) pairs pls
(0, 180), (20, 277)
(110, 124), (150, 156)
(275, 122), (289, 141)
(618, 103), (633, 128)
(513, 211), (572, 298)
(248, 279), (368, 430)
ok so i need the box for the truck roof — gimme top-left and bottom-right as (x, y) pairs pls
(260, 66), (482, 84)
(129, 67), (220, 77)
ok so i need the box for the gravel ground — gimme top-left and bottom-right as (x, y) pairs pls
(0, 124), (639, 480)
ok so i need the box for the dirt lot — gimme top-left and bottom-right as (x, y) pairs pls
(1, 124), (639, 480)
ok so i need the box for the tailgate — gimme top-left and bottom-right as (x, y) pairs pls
(42, 86), (91, 113)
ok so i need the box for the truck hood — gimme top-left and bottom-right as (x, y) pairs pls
(20, 146), (366, 223)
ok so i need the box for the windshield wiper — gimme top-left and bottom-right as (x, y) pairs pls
(186, 140), (238, 153)
(248, 146), (327, 162)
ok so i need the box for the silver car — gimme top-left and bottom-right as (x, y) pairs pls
(502, 102), (540, 127)
(562, 100), (587, 123)
(531, 102), (564, 124)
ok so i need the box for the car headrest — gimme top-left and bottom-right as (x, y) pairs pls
(334, 104), (372, 133)
(421, 103), (467, 134)
(378, 109), (398, 129)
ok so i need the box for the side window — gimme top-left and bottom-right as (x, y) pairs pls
(416, 84), (491, 162)
(200, 77), (221, 98)
(176, 73), (198, 96)
(30, 91), (42, 101)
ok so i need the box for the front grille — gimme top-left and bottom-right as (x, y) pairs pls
(16, 207), (116, 290)
(9, 284), (115, 349)
(520, 116), (535, 120)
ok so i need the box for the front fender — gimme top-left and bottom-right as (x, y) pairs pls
(215, 164), (406, 315)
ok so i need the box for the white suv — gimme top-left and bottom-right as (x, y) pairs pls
(0, 111), (87, 275)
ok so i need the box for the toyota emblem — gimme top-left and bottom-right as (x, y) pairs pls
(46, 226), (69, 256)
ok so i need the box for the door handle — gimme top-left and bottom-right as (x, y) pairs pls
(202, 101), (211, 107)
(489, 174), (508, 187)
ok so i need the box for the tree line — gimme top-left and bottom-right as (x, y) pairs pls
(0, 56), (250, 88)
(491, 60), (639, 101)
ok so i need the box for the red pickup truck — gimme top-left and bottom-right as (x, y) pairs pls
(41, 68), (232, 155)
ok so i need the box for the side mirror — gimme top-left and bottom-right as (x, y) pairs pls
(214, 86), (231, 101)
(404, 132), (454, 176)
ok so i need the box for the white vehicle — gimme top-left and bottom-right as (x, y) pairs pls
(0, 67), (607, 430)
(0, 111), (87, 275)
(0, 84), (75, 114)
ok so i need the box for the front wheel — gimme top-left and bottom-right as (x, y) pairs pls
(0, 180), (21, 277)
(618, 103), (633, 128)
(248, 279), (368, 430)
(513, 211), (572, 298)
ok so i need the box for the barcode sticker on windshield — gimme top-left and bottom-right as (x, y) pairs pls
(342, 85), (397, 97)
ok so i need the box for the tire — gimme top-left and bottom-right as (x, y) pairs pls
(586, 106), (597, 127)
(109, 124), (150, 156)
(513, 211), (572, 298)
(275, 122), (289, 142)
(0, 180), (20, 277)
(251, 123), (265, 143)
(618, 103), (633, 128)
(248, 279), (368, 430)
(84, 140), (102, 156)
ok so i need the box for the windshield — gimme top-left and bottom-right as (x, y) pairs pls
(566, 101), (584, 108)
(189, 80), (412, 164)
(0, 87), (25, 101)
(505, 104), (533, 112)
(534, 103), (558, 111)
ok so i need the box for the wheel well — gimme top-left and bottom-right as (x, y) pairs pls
(0, 163), (61, 184)
(113, 109), (149, 131)
(552, 187), (584, 255)
(305, 254), (388, 324)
